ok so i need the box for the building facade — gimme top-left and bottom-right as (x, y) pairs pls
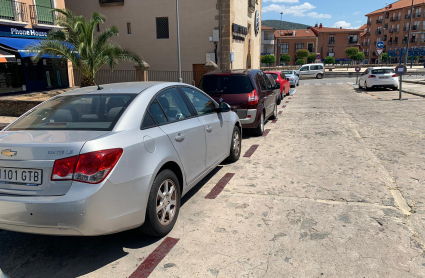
(0, 0), (72, 94)
(311, 24), (363, 64)
(274, 29), (318, 65)
(365, 0), (425, 64)
(66, 0), (262, 84)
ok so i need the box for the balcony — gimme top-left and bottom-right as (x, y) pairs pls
(412, 25), (419, 31)
(375, 30), (382, 35)
(365, 52), (369, 56)
(395, 28), (400, 33)
(405, 14), (411, 19)
(0, 0), (28, 25)
(99, 0), (124, 6)
(412, 37), (418, 43)
(365, 32), (371, 36)
(262, 39), (274, 45)
(403, 26), (408, 31)
(389, 29), (394, 33)
(29, 5), (60, 27)
(388, 41), (393, 45)
(362, 42), (370, 46)
(328, 40), (335, 45)
(402, 39), (407, 44)
(248, 0), (256, 13)
(376, 19), (383, 24)
(414, 13), (421, 18)
(348, 39), (358, 45)
(327, 52), (334, 57)
(367, 21), (372, 25)
(394, 39), (398, 44)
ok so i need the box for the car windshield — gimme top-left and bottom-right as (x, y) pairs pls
(371, 69), (395, 74)
(8, 94), (136, 131)
(200, 75), (254, 94)
(283, 71), (293, 75)
(270, 73), (278, 79)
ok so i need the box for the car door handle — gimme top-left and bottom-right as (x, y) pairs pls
(206, 126), (213, 133)
(175, 133), (185, 142)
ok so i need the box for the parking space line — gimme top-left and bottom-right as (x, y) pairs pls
(243, 144), (259, 158)
(272, 119), (278, 123)
(262, 129), (271, 137)
(205, 173), (235, 199)
(282, 105), (286, 108)
(129, 237), (180, 278)
(285, 101), (289, 103)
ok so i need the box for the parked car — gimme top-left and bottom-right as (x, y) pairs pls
(265, 74), (283, 105)
(263, 70), (291, 99)
(282, 70), (300, 87)
(199, 70), (278, 136)
(0, 82), (241, 237)
(295, 63), (325, 79)
(358, 67), (399, 91)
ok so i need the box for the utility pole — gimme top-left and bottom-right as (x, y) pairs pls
(405, 0), (414, 67)
(279, 12), (283, 66)
(176, 0), (182, 82)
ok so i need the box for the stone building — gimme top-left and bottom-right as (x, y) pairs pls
(66, 0), (262, 84)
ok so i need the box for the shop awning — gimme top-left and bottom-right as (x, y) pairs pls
(0, 48), (16, 63)
(0, 37), (68, 58)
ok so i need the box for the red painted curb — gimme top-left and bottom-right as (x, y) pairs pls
(282, 105), (286, 108)
(262, 129), (271, 137)
(272, 119), (278, 123)
(285, 101), (289, 103)
(243, 144), (259, 158)
(278, 111), (283, 115)
(129, 237), (180, 278)
(205, 173), (235, 199)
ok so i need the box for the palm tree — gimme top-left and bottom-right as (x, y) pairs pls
(28, 9), (145, 87)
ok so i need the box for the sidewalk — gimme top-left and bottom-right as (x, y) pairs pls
(402, 81), (425, 97)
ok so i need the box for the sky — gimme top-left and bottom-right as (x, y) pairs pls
(261, 0), (391, 29)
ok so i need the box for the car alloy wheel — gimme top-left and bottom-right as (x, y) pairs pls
(233, 130), (240, 157)
(156, 179), (177, 226)
(260, 113), (264, 132)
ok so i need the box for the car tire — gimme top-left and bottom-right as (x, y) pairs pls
(253, 111), (265, 136)
(316, 73), (323, 79)
(270, 102), (278, 120)
(297, 81), (299, 86)
(364, 81), (369, 91)
(139, 169), (181, 237)
(277, 94), (282, 105)
(393, 86), (398, 91)
(226, 126), (241, 162)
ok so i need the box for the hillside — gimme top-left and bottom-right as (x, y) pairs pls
(262, 20), (310, 30)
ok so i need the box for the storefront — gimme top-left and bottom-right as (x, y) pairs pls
(0, 26), (69, 94)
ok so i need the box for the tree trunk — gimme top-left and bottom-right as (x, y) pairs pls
(81, 75), (95, 87)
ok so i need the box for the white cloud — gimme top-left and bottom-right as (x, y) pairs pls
(263, 0), (299, 2)
(333, 21), (361, 29)
(262, 2), (331, 18)
(353, 11), (360, 15)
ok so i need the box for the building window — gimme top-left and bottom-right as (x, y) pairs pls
(307, 43), (314, 53)
(280, 43), (289, 54)
(127, 22), (131, 34)
(156, 17), (169, 39)
(295, 43), (304, 52)
(329, 35), (335, 44)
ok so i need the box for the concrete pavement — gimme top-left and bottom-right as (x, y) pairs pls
(1, 80), (425, 277)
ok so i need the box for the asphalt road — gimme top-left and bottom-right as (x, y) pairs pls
(1, 79), (425, 277)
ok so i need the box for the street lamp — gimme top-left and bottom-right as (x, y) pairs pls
(176, 0), (182, 82)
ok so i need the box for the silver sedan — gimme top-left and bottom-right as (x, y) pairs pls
(0, 82), (241, 237)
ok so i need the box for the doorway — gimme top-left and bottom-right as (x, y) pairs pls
(192, 64), (206, 87)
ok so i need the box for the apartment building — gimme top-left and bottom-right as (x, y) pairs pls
(275, 29), (318, 65)
(311, 24), (363, 64)
(66, 0), (262, 84)
(365, 0), (425, 63)
(0, 0), (71, 94)
(261, 26), (275, 55)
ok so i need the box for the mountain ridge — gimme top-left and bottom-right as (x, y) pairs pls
(262, 20), (310, 30)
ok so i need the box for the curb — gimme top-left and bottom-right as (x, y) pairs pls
(402, 89), (425, 98)
(403, 80), (425, 85)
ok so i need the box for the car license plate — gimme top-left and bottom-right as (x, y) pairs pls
(0, 167), (42, 185)
(380, 76), (390, 79)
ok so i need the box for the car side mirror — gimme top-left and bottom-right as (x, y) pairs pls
(217, 102), (231, 113)
(275, 83), (281, 89)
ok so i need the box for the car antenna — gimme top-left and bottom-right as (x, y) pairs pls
(93, 78), (103, 90)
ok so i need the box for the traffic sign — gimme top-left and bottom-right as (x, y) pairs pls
(395, 65), (407, 76)
(376, 48), (384, 56)
(376, 41), (385, 49)
(316, 54), (321, 60)
(355, 66), (361, 72)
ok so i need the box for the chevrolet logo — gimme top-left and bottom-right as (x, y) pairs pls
(1, 149), (17, 157)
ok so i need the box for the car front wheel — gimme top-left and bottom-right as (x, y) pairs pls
(139, 169), (181, 237)
(316, 73), (323, 79)
(226, 126), (241, 162)
(253, 111), (264, 136)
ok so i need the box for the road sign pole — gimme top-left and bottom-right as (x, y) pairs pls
(399, 75), (402, 100)
(356, 72), (359, 85)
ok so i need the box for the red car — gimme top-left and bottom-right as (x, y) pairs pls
(263, 71), (291, 99)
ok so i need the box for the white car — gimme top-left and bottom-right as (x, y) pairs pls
(359, 67), (399, 91)
(295, 63), (325, 79)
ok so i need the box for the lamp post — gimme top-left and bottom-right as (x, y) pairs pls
(405, 0), (414, 68)
(280, 12), (283, 66)
(176, 0), (182, 82)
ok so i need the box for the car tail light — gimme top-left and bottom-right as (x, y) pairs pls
(248, 89), (259, 105)
(51, 148), (123, 184)
(368, 75), (376, 78)
(291, 77), (294, 81)
(392, 74), (397, 77)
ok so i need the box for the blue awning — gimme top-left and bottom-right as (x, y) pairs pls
(0, 37), (63, 58)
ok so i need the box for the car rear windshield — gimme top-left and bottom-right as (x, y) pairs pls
(8, 94), (136, 131)
(270, 74), (278, 79)
(371, 69), (395, 74)
(282, 71), (293, 75)
(199, 75), (254, 94)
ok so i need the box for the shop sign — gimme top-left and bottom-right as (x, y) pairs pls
(232, 23), (247, 41)
(254, 10), (260, 36)
(0, 26), (48, 38)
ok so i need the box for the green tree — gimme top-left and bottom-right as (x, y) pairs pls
(261, 54), (276, 66)
(381, 52), (391, 61)
(296, 59), (305, 65)
(280, 54), (291, 64)
(345, 47), (359, 57)
(296, 49), (310, 60)
(324, 56), (336, 65)
(351, 52), (365, 62)
(307, 54), (317, 63)
(28, 9), (144, 87)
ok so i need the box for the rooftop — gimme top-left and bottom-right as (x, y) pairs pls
(366, 0), (425, 16)
(274, 29), (317, 38)
(311, 26), (363, 34)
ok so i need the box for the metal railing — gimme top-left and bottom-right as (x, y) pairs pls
(405, 14), (411, 19)
(348, 39), (358, 44)
(412, 25), (419, 30)
(328, 40), (335, 45)
(99, 0), (124, 4)
(376, 19), (383, 24)
(414, 13), (421, 18)
(375, 30), (382, 35)
(412, 37), (418, 43)
(0, 0), (27, 22)
(29, 5), (58, 25)
(389, 29), (394, 33)
(73, 69), (137, 86)
(367, 21), (372, 25)
(403, 26), (408, 31)
(365, 32), (370, 36)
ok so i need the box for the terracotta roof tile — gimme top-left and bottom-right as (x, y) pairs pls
(310, 26), (363, 34)
(261, 25), (275, 30)
(274, 29), (317, 38)
(366, 0), (425, 16)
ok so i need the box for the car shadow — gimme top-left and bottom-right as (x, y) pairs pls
(0, 228), (161, 278)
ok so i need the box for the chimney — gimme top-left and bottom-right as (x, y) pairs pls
(319, 23), (323, 29)
(315, 23), (318, 27)
(293, 30), (296, 36)
(340, 27), (342, 29)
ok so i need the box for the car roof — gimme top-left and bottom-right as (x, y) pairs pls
(61, 82), (181, 95)
(204, 69), (261, 76)
(369, 67), (393, 69)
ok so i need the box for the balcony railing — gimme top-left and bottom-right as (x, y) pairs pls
(412, 25), (419, 31)
(328, 40), (335, 45)
(362, 42), (370, 46)
(365, 52), (369, 56)
(389, 29), (394, 33)
(388, 41), (393, 45)
(367, 21), (372, 25)
(375, 30), (382, 35)
(412, 37), (418, 43)
(414, 13), (421, 18)
(99, 0), (124, 6)
(402, 39), (407, 44)
(376, 19), (383, 24)
(383, 36), (387, 41)
(348, 39), (358, 44)
(248, 0), (255, 13)
(403, 26), (408, 31)
(0, 0), (28, 22)
(405, 14), (411, 19)
(395, 28), (400, 33)
(29, 5), (58, 26)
